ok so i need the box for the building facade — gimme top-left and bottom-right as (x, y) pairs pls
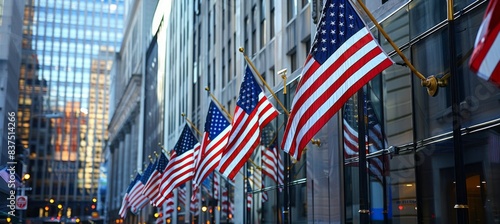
(105, 0), (157, 223)
(18, 0), (124, 222)
(0, 1), (25, 220)
(110, 0), (500, 223)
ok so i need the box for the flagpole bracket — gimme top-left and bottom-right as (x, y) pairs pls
(311, 138), (321, 147)
(454, 204), (469, 209)
(421, 75), (447, 97)
(358, 209), (370, 214)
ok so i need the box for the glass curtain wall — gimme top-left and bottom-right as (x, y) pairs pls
(343, 0), (500, 223)
(19, 0), (124, 220)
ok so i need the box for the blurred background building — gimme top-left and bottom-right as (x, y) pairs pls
(2, 0), (499, 223)
(105, 0), (158, 223)
(136, 0), (500, 223)
(16, 0), (124, 222)
(0, 0), (25, 221)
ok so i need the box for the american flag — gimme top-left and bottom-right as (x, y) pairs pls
(155, 201), (173, 224)
(199, 172), (220, 199)
(0, 166), (22, 188)
(129, 162), (155, 212)
(218, 66), (279, 179)
(221, 185), (234, 215)
(469, 0), (500, 86)
(158, 125), (199, 205)
(119, 174), (140, 218)
(254, 166), (269, 202)
(163, 193), (175, 219)
(142, 152), (169, 206)
(262, 143), (284, 190)
(190, 187), (200, 216)
(124, 174), (143, 213)
(246, 170), (253, 211)
(155, 204), (164, 224)
(178, 185), (187, 206)
(281, 0), (394, 161)
(214, 173), (219, 199)
(193, 101), (231, 192)
(343, 95), (389, 182)
(252, 147), (268, 201)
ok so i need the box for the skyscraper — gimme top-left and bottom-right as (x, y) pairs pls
(1, 0), (24, 166)
(18, 0), (124, 221)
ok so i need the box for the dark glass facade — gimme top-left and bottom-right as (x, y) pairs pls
(244, 1), (500, 223)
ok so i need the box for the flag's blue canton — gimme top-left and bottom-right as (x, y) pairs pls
(237, 67), (262, 114)
(206, 102), (230, 140)
(366, 100), (381, 133)
(129, 174), (141, 192)
(156, 152), (168, 172)
(312, 0), (365, 64)
(174, 125), (198, 155)
(140, 163), (155, 184)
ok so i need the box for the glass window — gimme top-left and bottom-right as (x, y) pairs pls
(383, 51), (413, 147)
(0, 0), (4, 25)
(412, 26), (450, 140)
(302, 0), (309, 8)
(452, 3), (500, 128)
(287, 0), (297, 21)
(409, 0), (447, 39)
(416, 127), (500, 223)
(289, 51), (298, 72)
(270, 7), (275, 39)
(380, 5), (410, 55)
(343, 87), (398, 223)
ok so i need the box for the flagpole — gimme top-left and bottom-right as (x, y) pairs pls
(205, 86), (233, 120)
(357, 89), (370, 222)
(157, 143), (170, 159)
(278, 68), (291, 224)
(239, 47), (290, 116)
(355, 0), (447, 96)
(181, 113), (202, 136)
(447, 0), (469, 223)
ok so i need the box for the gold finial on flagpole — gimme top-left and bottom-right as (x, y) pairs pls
(182, 113), (202, 137)
(205, 86), (233, 120)
(311, 138), (321, 147)
(158, 143), (170, 159)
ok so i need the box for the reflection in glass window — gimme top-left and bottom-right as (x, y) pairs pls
(409, 0), (446, 39)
